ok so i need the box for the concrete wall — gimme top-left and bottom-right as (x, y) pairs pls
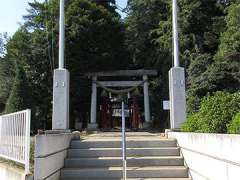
(34, 133), (77, 180)
(167, 132), (240, 180)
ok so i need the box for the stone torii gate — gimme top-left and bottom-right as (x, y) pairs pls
(86, 70), (158, 130)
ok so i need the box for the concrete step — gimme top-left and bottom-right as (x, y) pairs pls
(62, 178), (191, 180)
(65, 156), (184, 168)
(70, 139), (177, 149)
(84, 132), (164, 137)
(61, 166), (189, 179)
(68, 147), (180, 157)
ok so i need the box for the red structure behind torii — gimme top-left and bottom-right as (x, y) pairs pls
(86, 70), (157, 130)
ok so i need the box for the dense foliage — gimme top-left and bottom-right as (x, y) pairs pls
(182, 92), (240, 133)
(216, 1), (240, 61)
(0, 0), (129, 130)
(125, 0), (172, 128)
(183, 0), (240, 133)
(125, 0), (239, 130)
(228, 112), (240, 134)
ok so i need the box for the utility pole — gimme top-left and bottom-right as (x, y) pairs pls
(169, 0), (186, 129)
(52, 0), (70, 130)
(172, 0), (180, 67)
(59, 0), (65, 69)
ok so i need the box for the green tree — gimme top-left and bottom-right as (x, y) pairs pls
(0, 30), (31, 113)
(125, 0), (229, 128)
(183, 92), (240, 133)
(187, 55), (240, 113)
(186, 1), (240, 113)
(126, 0), (170, 68)
(65, 0), (129, 72)
(215, 1), (240, 60)
(0, 33), (8, 57)
(5, 63), (31, 113)
(0, 33), (13, 112)
(178, 0), (228, 55)
(65, 0), (130, 127)
(126, 0), (172, 129)
(0, 57), (14, 112)
(1, 0), (129, 130)
(228, 112), (240, 134)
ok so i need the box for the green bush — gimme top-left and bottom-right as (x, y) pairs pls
(182, 114), (200, 132)
(182, 91), (240, 133)
(227, 112), (240, 134)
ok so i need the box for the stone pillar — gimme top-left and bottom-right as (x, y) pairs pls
(128, 92), (131, 99)
(88, 76), (98, 130)
(52, 69), (70, 130)
(143, 75), (151, 124)
(169, 67), (186, 129)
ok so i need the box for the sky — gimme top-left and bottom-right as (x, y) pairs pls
(0, 0), (128, 36)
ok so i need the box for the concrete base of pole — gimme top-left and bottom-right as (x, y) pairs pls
(165, 129), (182, 137)
(87, 123), (98, 131)
(52, 69), (70, 130)
(143, 122), (151, 129)
(169, 67), (187, 129)
(45, 130), (72, 134)
(25, 174), (33, 180)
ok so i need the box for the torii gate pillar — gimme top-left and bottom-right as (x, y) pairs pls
(143, 75), (151, 125)
(88, 76), (98, 130)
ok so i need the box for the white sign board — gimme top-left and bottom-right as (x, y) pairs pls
(163, 100), (170, 110)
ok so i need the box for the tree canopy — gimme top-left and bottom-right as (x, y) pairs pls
(0, 0), (129, 130)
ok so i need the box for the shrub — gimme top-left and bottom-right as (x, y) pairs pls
(182, 91), (240, 133)
(227, 112), (240, 134)
(182, 113), (201, 132)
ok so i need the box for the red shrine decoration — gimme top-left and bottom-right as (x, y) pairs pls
(100, 95), (112, 130)
(130, 96), (141, 130)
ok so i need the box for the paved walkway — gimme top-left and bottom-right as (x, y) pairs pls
(81, 131), (168, 140)
(0, 161), (25, 180)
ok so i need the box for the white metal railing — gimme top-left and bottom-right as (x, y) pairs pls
(0, 109), (31, 174)
(121, 101), (127, 180)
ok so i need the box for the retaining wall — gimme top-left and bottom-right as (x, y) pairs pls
(167, 132), (240, 180)
(34, 132), (78, 180)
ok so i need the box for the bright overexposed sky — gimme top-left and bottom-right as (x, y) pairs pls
(0, 0), (128, 36)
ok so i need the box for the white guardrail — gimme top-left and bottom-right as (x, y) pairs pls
(0, 109), (31, 174)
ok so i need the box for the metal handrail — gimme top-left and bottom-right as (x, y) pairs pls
(121, 101), (127, 180)
(0, 109), (31, 174)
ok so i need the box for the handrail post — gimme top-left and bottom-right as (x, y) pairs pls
(121, 101), (127, 180)
(25, 109), (31, 174)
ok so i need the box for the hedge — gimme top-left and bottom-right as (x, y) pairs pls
(182, 91), (240, 133)
(227, 112), (240, 134)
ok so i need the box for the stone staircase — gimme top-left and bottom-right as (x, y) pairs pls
(60, 132), (191, 180)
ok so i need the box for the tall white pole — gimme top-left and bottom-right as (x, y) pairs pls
(172, 0), (180, 67)
(52, 0), (69, 130)
(59, 0), (65, 69)
(169, 0), (187, 129)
